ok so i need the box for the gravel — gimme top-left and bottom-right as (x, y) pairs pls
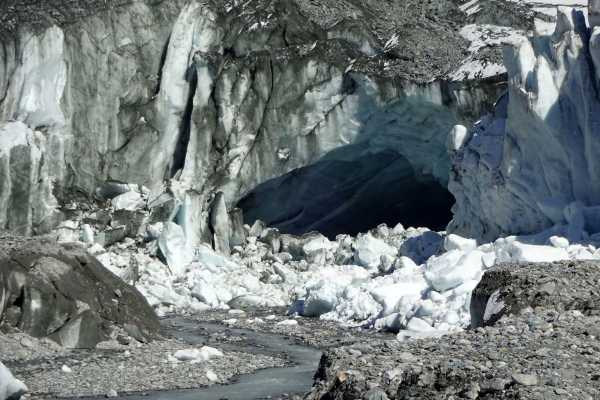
(0, 0), (534, 82)
(306, 261), (600, 399)
(189, 308), (395, 350)
(3, 326), (284, 399)
(0, 0), (133, 37)
(307, 308), (600, 399)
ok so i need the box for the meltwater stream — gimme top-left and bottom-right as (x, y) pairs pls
(119, 318), (322, 400)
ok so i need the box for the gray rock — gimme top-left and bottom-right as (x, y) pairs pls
(96, 226), (127, 247)
(471, 261), (600, 328)
(83, 210), (112, 228)
(512, 373), (538, 386)
(0, 236), (160, 348)
(111, 209), (147, 238)
(364, 388), (389, 400)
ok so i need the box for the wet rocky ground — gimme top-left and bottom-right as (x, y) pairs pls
(189, 308), (395, 349)
(306, 261), (600, 400)
(1, 311), (395, 399)
(2, 322), (285, 399)
(307, 308), (600, 400)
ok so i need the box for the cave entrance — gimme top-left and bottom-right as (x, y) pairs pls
(237, 145), (455, 239)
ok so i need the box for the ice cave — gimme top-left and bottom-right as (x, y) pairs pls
(237, 144), (455, 238)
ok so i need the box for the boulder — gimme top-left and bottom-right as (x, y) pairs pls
(0, 236), (160, 348)
(111, 209), (147, 238)
(95, 225), (127, 247)
(471, 261), (600, 328)
(82, 210), (111, 228)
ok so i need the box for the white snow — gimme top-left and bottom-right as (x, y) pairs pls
(276, 319), (299, 327)
(450, 23), (526, 81)
(96, 214), (600, 340)
(111, 190), (144, 211)
(206, 370), (219, 382)
(354, 233), (397, 270)
(425, 250), (484, 292)
(173, 347), (224, 363)
(0, 362), (27, 400)
(443, 233), (477, 252)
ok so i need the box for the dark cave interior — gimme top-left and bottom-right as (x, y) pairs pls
(238, 146), (455, 239)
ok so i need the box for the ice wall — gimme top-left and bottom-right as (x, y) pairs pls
(450, 7), (600, 241)
(0, 0), (505, 238)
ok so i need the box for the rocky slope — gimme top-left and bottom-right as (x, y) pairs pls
(306, 260), (600, 400)
(0, 235), (159, 348)
(0, 0), (529, 241)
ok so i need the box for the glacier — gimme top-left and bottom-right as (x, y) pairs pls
(4, 0), (600, 345)
(0, 0), (512, 239)
(89, 3), (600, 339)
(450, 6), (600, 241)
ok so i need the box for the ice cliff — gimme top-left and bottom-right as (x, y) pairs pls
(0, 0), (517, 240)
(450, 6), (600, 241)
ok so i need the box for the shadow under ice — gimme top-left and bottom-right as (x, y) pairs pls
(238, 143), (455, 238)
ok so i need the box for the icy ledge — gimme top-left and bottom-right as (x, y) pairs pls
(450, 6), (600, 242)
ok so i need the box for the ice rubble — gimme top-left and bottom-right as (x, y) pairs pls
(172, 346), (224, 363)
(0, 361), (27, 400)
(59, 183), (600, 342)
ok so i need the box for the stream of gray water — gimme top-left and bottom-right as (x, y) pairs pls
(119, 318), (322, 400)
